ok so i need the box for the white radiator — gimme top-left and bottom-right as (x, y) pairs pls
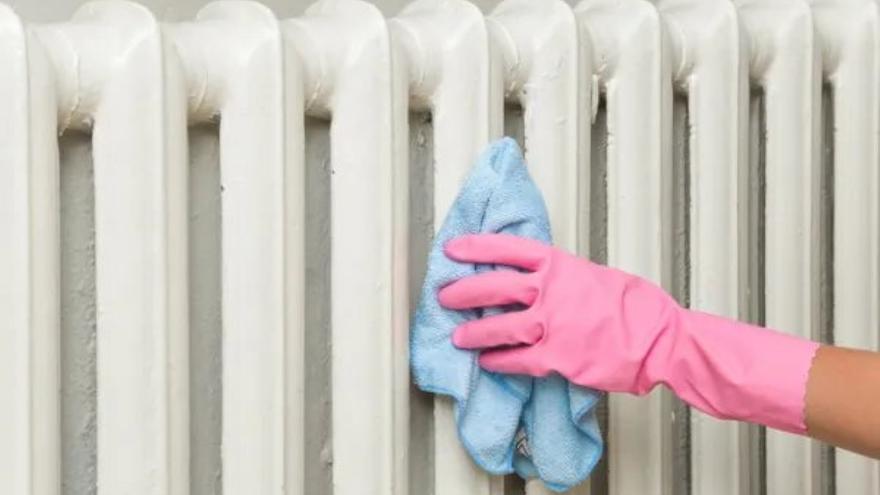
(0, 0), (877, 494)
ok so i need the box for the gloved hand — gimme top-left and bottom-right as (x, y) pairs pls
(439, 233), (820, 435)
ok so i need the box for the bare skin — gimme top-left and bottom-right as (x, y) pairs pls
(804, 345), (880, 458)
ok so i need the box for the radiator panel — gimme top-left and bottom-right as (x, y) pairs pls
(394, 1), (503, 492)
(658, 1), (750, 493)
(491, 1), (591, 494)
(0, 0), (878, 494)
(0, 6), (60, 495)
(294, 1), (405, 493)
(173, 3), (307, 493)
(576, 1), (674, 493)
(33, 3), (192, 494)
(811, 1), (880, 492)
(735, 2), (825, 493)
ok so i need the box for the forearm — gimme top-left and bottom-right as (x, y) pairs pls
(655, 309), (819, 434)
(805, 345), (880, 459)
(667, 312), (880, 457)
(440, 233), (880, 459)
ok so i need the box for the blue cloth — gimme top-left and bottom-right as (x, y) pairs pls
(411, 137), (603, 491)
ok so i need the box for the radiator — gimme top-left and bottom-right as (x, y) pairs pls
(0, 0), (878, 494)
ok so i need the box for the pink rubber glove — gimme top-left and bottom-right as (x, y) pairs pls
(439, 233), (820, 435)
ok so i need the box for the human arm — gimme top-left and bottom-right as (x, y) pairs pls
(439, 233), (880, 457)
(805, 345), (880, 458)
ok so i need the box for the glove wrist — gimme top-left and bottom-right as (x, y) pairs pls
(658, 308), (820, 434)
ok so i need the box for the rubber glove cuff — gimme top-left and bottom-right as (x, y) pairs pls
(646, 307), (820, 435)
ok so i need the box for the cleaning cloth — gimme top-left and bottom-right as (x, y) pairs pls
(411, 137), (603, 491)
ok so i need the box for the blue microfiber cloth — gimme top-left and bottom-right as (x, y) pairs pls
(411, 137), (603, 491)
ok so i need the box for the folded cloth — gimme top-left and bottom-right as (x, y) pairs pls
(411, 137), (603, 491)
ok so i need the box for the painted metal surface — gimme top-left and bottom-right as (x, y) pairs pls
(657, 0), (750, 493)
(809, 0), (880, 492)
(575, 1), (673, 493)
(2, 0), (880, 494)
(171, 2), (306, 493)
(735, 1), (823, 493)
(0, 5), (60, 495)
(34, 2), (191, 494)
(286, 1), (408, 492)
(491, 0), (592, 493)
(392, 1), (503, 493)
